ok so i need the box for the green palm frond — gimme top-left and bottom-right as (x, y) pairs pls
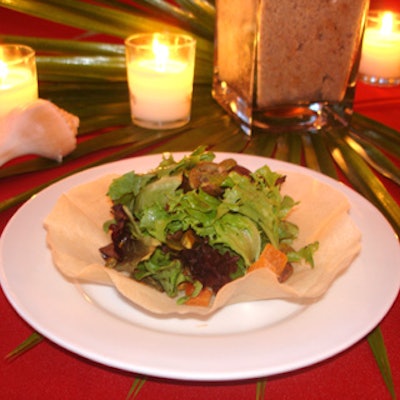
(95, 0), (215, 39)
(326, 126), (400, 237)
(5, 333), (43, 361)
(174, 0), (215, 33)
(0, 1), (398, 399)
(0, 34), (125, 55)
(368, 327), (396, 400)
(0, 0), (214, 52)
(256, 379), (267, 400)
(1, 0), (178, 39)
(126, 376), (147, 399)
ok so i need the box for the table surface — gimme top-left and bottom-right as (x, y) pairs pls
(1, 2), (400, 399)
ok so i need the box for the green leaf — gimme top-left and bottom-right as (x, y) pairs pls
(0, 34), (125, 56)
(1, 3), (399, 399)
(325, 126), (400, 237)
(244, 133), (276, 158)
(368, 327), (397, 399)
(345, 133), (400, 186)
(301, 134), (322, 172)
(287, 133), (302, 165)
(256, 378), (267, 400)
(274, 134), (289, 161)
(214, 212), (261, 265)
(309, 133), (338, 179)
(175, 0), (215, 33)
(37, 55), (127, 82)
(0, 0), (214, 54)
(342, 110), (400, 159)
(5, 332), (43, 361)
(212, 127), (248, 153)
(352, 111), (400, 145)
(126, 376), (147, 400)
(145, 115), (238, 153)
(132, 0), (214, 39)
(0, 0), (181, 39)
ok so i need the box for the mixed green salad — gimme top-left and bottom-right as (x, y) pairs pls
(100, 147), (318, 305)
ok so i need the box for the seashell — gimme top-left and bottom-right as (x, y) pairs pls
(0, 99), (79, 167)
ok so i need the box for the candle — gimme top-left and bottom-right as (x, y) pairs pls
(359, 11), (400, 86)
(125, 33), (196, 129)
(0, 45), (38, 119)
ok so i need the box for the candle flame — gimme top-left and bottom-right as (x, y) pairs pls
(152, 37), (169, 72)
(0, 60), (8, 85)
(380, 12), (394, 35)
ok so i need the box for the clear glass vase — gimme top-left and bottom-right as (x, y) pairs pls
(212, 0), (370, 135)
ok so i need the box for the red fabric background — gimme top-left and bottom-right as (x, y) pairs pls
(1, 1), (400, 399)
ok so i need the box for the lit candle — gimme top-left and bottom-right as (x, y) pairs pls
(359, 11), (400, 86)
(0, 45), (38, 119)
(125, 33), (196, 129)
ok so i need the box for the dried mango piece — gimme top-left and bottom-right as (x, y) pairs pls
(184, 283), (213, 307)
(248, 243), (288, 276)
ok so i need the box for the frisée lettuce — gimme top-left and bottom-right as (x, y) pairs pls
(100, 147), (318, 304)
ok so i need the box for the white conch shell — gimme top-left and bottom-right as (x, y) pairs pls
(0, 99), (79, 167)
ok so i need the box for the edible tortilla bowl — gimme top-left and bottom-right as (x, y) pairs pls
(44, 171), (361, 316)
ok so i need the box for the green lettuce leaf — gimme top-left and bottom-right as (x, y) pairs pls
(133, 247), (188, 297)
(213, 213), (261, 265)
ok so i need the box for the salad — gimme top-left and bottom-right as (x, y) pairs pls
(100, 147), (318, 306)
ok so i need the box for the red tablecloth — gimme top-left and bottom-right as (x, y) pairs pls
(1, 3), (400, 399)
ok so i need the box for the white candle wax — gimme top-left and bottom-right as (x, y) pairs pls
(0, 65), (38, 119)
(359, 12), (400, 79)
(128, 58), (193, 123)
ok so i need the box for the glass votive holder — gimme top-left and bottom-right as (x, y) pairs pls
(0, 44), (38, 119)
(359, 10), (400, 87)
(212, 0), (369, 135)
(125, 33), (196, 130)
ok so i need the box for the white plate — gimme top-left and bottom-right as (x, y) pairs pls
(1, 153), (399, 381)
